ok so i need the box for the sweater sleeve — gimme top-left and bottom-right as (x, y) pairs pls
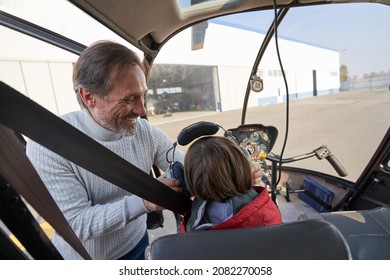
(26, 139), (149, 241)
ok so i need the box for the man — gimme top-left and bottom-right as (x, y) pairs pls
(26, 40), (263, 260)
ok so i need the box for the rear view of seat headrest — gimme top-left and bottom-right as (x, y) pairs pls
(147, 219), (351, 260)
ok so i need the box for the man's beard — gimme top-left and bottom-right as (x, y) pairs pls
(117, 117), (137, 136)
(96, 110), (137, 136)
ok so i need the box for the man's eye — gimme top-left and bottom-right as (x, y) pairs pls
(124, 97), (135, 103)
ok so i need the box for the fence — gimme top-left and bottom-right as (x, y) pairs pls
(341, 75), (390, 91)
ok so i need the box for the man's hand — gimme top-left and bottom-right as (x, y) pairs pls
(143, 176), (182, 212)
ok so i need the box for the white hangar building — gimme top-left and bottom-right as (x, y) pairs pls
(0, 19), (340, 116)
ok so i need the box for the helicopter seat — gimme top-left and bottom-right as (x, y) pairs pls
(298, 206), (390, 260)
(147, 219), (351, 260)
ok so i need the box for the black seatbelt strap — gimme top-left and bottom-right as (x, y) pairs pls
(0, 124), (91, 259)
(0, 81), (191, 215)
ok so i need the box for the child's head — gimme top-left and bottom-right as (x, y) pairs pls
(184, 136), (252, 201)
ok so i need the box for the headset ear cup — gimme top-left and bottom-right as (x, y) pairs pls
(168, 161), (192, 199)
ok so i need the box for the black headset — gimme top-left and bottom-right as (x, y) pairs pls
(166, 121), (250, 164)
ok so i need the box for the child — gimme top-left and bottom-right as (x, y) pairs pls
(180, 136), (282, 232)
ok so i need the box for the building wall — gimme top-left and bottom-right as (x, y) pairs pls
(217, 65), (252, 111)
(0, 22), (340, 116)
(0, 26), (79, 116)
(0, 59), (79, 116)
(157, 22), (340, 110)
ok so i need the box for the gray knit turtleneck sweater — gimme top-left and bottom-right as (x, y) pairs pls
(26, 110), (183, 259)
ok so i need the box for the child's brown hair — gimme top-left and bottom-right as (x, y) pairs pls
(184, 136), (252, 201)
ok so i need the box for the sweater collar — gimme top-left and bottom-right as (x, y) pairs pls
(81, 110), (123, 142)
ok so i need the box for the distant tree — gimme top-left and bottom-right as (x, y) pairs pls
(340, 65), (348, 82)
(369, 72), (379, 78)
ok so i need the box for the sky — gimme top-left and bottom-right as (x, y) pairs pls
(211, 3), (390, 77)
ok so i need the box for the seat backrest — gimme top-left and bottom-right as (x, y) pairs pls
(299, 207), (390, 260)
(147, 219), (352, 260)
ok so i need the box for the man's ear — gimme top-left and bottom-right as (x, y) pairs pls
(79, 88), (96, 108)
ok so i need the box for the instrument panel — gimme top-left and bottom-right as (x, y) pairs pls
(225, 124), (278, 162)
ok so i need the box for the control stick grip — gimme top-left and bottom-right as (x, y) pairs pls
(326, 154), (348, 177)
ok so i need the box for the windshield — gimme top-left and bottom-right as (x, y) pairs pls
(1, 1), (389, 183)
(2, 0), (390, 262)
(148, 3), (390, 182)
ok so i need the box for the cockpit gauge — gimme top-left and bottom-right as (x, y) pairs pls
(250, 132), (260, 142)
(246, 144), (255, 154)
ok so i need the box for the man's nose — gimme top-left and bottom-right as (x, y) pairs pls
(132, 99), (147, 116)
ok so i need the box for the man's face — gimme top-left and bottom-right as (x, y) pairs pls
(89, 64), (147, 136)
